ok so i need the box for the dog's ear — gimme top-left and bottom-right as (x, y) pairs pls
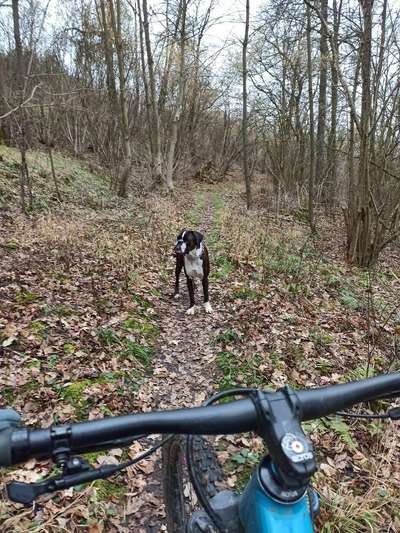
(177, 229), (186, 240)
(194, 231), (203, 249)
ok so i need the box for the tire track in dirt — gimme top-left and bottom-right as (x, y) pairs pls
(127, 193), (229, 532)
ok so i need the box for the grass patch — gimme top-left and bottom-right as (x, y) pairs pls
(97, 328), (120, 347)
(316, 358), (336, 374)
(97, 319), (157, 370)
(310, 327), (334, 347)
(42, 303), (75, 317)
(1, 239), (19, 251)
(265, 247), (304, 277)
(128, 291), (153, 313)
(229, 448), (261, 493)
(319, 497), (381, 532)
(345, 364), (374, 382)
(340, 288), (360, 310)
(15, 290), (40, 304)
(120, 340), (153, 368)
(210, 255), (234, 281)
(322, 417), (356, 449)
(232, 286), (260, 300)
(217, 351), (264, 391)
(320, 267), (342, 288)
(0, 144), (111, 210)
(214, 329), (240, 345)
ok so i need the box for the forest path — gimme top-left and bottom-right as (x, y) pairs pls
(128, 189), (230, 532)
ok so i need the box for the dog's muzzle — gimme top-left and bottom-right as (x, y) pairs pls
(174, 239), (186, 255)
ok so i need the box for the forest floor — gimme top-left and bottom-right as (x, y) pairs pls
(1, 148), (400, 531)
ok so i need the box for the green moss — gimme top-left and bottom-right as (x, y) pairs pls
(212, 193), (225, 210)
(93, 480), (125, 502)
(61, 377), (107, 419)
(29, 320), (48, 339)
(84, 451), (103, 465)
(63, 342), (76, 354)
(1, 387), (16, 404)
(122, 318), (159, 340)
(25, 358), (41, 369)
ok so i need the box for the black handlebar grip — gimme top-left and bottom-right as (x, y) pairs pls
(0, 428), (14, 466)
(0, 409), (22, 467)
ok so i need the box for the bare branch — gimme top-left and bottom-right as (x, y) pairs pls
(0, 83), (41, 120)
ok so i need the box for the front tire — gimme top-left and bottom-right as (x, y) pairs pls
(162, 435), (224, 532)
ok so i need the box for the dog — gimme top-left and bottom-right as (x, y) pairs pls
(173, 229), (212, 315)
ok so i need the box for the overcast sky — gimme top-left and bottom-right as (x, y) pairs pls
(204, 0), (265, 45)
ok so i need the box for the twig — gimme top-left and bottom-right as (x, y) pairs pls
(0, 84), (41, 120)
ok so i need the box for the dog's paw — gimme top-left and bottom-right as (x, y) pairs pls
(186, 306), (196, 315)
(203, 302), (213, 313)
(173, 293), (181, 299)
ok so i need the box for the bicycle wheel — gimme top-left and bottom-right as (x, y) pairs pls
(162, 435), (224, 532)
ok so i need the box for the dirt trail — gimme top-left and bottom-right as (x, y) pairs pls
(128, 195), (228, 532)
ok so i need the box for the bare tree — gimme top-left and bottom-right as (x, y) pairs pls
(315, 0), (328, 202)
(242, 0), (252, 209)
(165, 0), (189, 192)
(306, 3), (315, 232)
(141, 0), (163, 186)
(11, 0), (32, 212)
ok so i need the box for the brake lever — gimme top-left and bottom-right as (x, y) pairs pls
(7, 456), (119, 506)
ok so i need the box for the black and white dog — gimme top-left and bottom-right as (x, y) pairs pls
(173, 229), (212, 315)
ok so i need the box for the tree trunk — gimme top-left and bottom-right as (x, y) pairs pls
(327, 0), (340, 210)
(347, 0), (373, 266)
(12, 0), (31, 213)
(306, 4), (316, 233)
(242, 0), (252, 209)
(142, 0), (163, 186)
(315, 0), (328, 203)
(165, 0), (188, 192)
(108, 0), (132, 197)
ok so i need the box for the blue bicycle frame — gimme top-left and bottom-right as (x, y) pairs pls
(189, 455), (318, 532)
(239, 468), (315, 532)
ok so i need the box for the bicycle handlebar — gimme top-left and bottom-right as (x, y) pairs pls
(1, 372), (399, 468)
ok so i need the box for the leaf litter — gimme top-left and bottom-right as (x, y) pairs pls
(0, 178), (400, 531)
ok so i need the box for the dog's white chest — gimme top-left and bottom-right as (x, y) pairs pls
(184, 255), (204, 280)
